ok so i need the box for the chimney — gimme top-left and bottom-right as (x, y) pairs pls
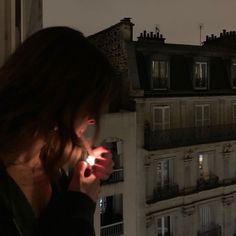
(137, 30), (165, 43)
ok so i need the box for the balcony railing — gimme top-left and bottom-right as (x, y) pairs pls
(144, 124), (236, 150)
(101, 168), (124, 185)
(146, 176), (236, 204)
(147, 184), (179, 204)
(101, 221), (124, 236)
(198, 224), (221, 236)
(197, 175), (220, 191)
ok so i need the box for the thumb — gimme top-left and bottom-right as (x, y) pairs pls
(77, 161), (92, 178)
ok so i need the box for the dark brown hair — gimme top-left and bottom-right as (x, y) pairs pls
(0, 26), (118, 175)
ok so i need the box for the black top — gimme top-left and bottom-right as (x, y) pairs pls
(0, 163), (96, 236)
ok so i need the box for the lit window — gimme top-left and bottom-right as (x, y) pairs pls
(151, 60), (169, 89)
(100, 197), (107, 214)
(194, 61), (208, 89)
(156, 159), (173, 187)
(156, 216), (172, 236)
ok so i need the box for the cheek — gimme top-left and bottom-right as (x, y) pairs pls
(74, 120), (88, 135)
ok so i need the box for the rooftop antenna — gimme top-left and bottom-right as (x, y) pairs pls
(155, 24), (160, 33)
(199, 23), (204, 45)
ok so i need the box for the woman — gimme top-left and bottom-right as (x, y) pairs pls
(0, 26), (117, 236)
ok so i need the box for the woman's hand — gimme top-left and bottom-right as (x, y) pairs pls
(68, 146), (114, 202)
(92, 146), (114, 180)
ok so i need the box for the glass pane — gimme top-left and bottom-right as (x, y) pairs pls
(204, 106), (209, 119)
(196, 106), (202, 120)
(160, 61), (167, 78)
(195, 63), (200, 78)
(232, 64), (236, 86)
(164, 108), (170, 122)
(201, 63), (207, 78)
(155, 108), (163, 123)
(152, 61), (159, 78)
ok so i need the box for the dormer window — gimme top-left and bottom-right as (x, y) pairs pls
(194, 61), (208, 89)
(231, 60), (236, 88)
(151, 59), (169, 90)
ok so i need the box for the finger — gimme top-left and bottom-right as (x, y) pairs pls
(92, 164), (113, 180)
(93, 169), (111, 180)
(95, 156), (114, 168)
(92, 146), (111, 157)
(75, 161), (89, 178)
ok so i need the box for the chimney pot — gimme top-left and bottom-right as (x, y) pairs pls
(144, 30), (146, 37)
(150, 32), (153, 37)
(223, 29), (226, 35)
(160, 34), (163, 39)
(121, 17), (131, 22)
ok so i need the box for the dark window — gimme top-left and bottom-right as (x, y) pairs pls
(151, 60), (169, 89)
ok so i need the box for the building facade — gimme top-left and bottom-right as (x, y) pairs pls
(93, 112), (137, 236)
(91, 19), (236, 236)
(0, 0), (42, 66)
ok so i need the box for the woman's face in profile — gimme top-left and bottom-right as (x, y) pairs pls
(74, 117), (96, 136)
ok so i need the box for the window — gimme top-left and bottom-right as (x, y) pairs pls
(198, 153), (209, 179)
(153, 106), (170, 130)
(232, 103), (236, 124)
(198, 152), (215, 179)
(101, 138), (124, 183)
(156, 216), (172, 236)
(100, 197), (107, 214)
(231, 61), (236, 88)
(194, 61), (208, 89)
(100, 194), (123, 227)
(199, 206), (212, 232)
(195, 104), (210, 127)
(151, 60), (169, 89)
(102, 138), (123, 168)
(156, 159), (173, 187)
(15, 0), (22, 46)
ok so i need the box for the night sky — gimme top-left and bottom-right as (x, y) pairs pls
(43, 0), (236, 45)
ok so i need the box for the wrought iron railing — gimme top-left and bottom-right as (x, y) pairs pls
(101, 168), (124, 185)
(198, 224), (221, 236)
(197, 175), (220, 191)
(101, 221), (124, 236)
(144, 124), (236, 150)
(147, 183), (179, 204)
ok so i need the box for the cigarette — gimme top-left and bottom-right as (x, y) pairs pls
(76, 132), (96, 166)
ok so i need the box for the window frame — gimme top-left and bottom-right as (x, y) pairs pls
(156, 215), (172, 236)
(195, 104), (211, 128)
(152, 105), (170, 130)
(150, 56), (170, 90)
(193, 59), (209, 90)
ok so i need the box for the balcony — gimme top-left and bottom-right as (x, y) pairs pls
(144, 124), (236, 150)
(101, 168), (124, 185)
(147, 184), (179, 204)
(197, 175), (220, 191)
(101, 221), (124, 236)
(198, 224), (221, 236)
